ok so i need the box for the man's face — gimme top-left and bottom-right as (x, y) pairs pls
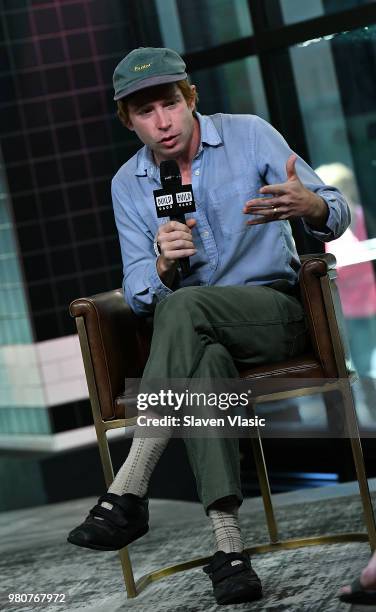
(124, 83), (196, 163)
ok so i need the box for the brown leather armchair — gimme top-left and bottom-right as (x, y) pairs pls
(70, 253), (376, 598)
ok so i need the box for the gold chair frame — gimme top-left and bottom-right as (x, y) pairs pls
(71, 255), (376, 598)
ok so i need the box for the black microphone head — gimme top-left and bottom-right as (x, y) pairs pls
(160, 160), (181, 188)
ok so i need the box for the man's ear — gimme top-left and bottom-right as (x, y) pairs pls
(117, 108), (134, 130)
(189, 84), (197, 111)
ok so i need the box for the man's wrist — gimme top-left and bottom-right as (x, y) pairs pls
(156, 255), (178, 288)
(303, 194), (329, 230)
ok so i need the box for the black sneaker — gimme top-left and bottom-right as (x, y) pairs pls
(203, 550), (262, 605)
(67, 492), (149, 551)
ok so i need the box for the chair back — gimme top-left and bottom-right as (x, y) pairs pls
(70, 289), (152, 420)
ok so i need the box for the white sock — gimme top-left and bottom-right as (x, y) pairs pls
(208, 499), (244, 553)
(97, 427), (170, 517)
(109, 435), (169, 497)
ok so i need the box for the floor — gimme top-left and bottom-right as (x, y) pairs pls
(1, 479), (376, 612)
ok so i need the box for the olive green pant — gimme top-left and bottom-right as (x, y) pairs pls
(142, 285), (307, 513)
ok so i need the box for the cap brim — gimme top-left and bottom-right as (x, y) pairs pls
(114, 72), (187, 101)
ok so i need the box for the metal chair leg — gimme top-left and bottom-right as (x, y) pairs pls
(250, 425), (279, 544)
(323, 389), (345, 436)
(75, 317), (138, 597)
(119, 548), (137, 598)
(342, 382), (376, 551)
(95, 423), (137, 597)
(95, 423), (115, 488)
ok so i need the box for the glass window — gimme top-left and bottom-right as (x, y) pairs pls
(190, 56), (269, 121)
(287, 25), (376, 423)
(0, 154), (33, 345)
(155, 0), (253, 54)
(288, 26), (375, 232)
(281, 0), (375, 25)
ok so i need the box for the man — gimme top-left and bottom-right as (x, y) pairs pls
(68, 47), (350, 605)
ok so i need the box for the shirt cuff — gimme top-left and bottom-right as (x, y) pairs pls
(302, 197), (336, 241)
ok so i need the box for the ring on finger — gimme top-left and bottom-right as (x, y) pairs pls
(273, 206), (278, 213)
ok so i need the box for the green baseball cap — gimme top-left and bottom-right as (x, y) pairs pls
(113, 47), (187, 101)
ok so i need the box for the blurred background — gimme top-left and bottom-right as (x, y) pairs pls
(0, 0), (375, 512)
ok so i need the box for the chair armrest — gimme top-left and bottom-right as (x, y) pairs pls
(298, 254), (339, 377)
(70, 289), (152, 420)
(299, 252), (337, 271)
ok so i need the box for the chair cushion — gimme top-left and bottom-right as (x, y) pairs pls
(112, 353), (324, 420)
(114, 393), (138, 420)
(239, 353), (323, 380)
(238, 353), (326, 399)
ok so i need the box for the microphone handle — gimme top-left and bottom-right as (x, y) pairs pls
(170, 214), (191, 277)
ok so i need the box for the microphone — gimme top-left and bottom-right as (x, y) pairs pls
(153, 160), (196, 277)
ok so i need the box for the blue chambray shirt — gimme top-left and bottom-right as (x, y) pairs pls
(112, 112), (350, 316)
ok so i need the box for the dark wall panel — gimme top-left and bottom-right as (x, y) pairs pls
(0, 0), (157, 341)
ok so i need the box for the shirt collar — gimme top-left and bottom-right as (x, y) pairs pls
(198, 112), (222, 147)
(134, 112), (223, 177)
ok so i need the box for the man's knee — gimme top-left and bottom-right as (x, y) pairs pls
(155, 286), (204, 321)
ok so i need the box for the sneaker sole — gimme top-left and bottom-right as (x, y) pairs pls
(215, 584), (262, 605)
(67, 524), (149, 551)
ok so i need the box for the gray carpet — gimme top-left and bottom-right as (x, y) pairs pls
(0, 492), (374, 612)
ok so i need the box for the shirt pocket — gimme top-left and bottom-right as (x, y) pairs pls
(207, 178), (261, 236)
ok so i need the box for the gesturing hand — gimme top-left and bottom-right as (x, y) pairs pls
(243, 154), (328, 227)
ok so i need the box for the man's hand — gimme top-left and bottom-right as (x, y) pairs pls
(243, 154), (329, 229)
(156, 218), (197, 285)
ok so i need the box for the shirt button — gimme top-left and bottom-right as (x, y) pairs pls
(194, 169), (200, 176)
(202, 230), (209, 238)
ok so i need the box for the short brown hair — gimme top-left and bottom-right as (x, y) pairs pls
(116, 79), (198, 127)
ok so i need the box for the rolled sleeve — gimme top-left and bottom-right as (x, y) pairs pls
(147, 260), (174, 302)
(112, 176), (176, 316)
(252, 116), (351, 242)
(302, 187), (351, 241)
